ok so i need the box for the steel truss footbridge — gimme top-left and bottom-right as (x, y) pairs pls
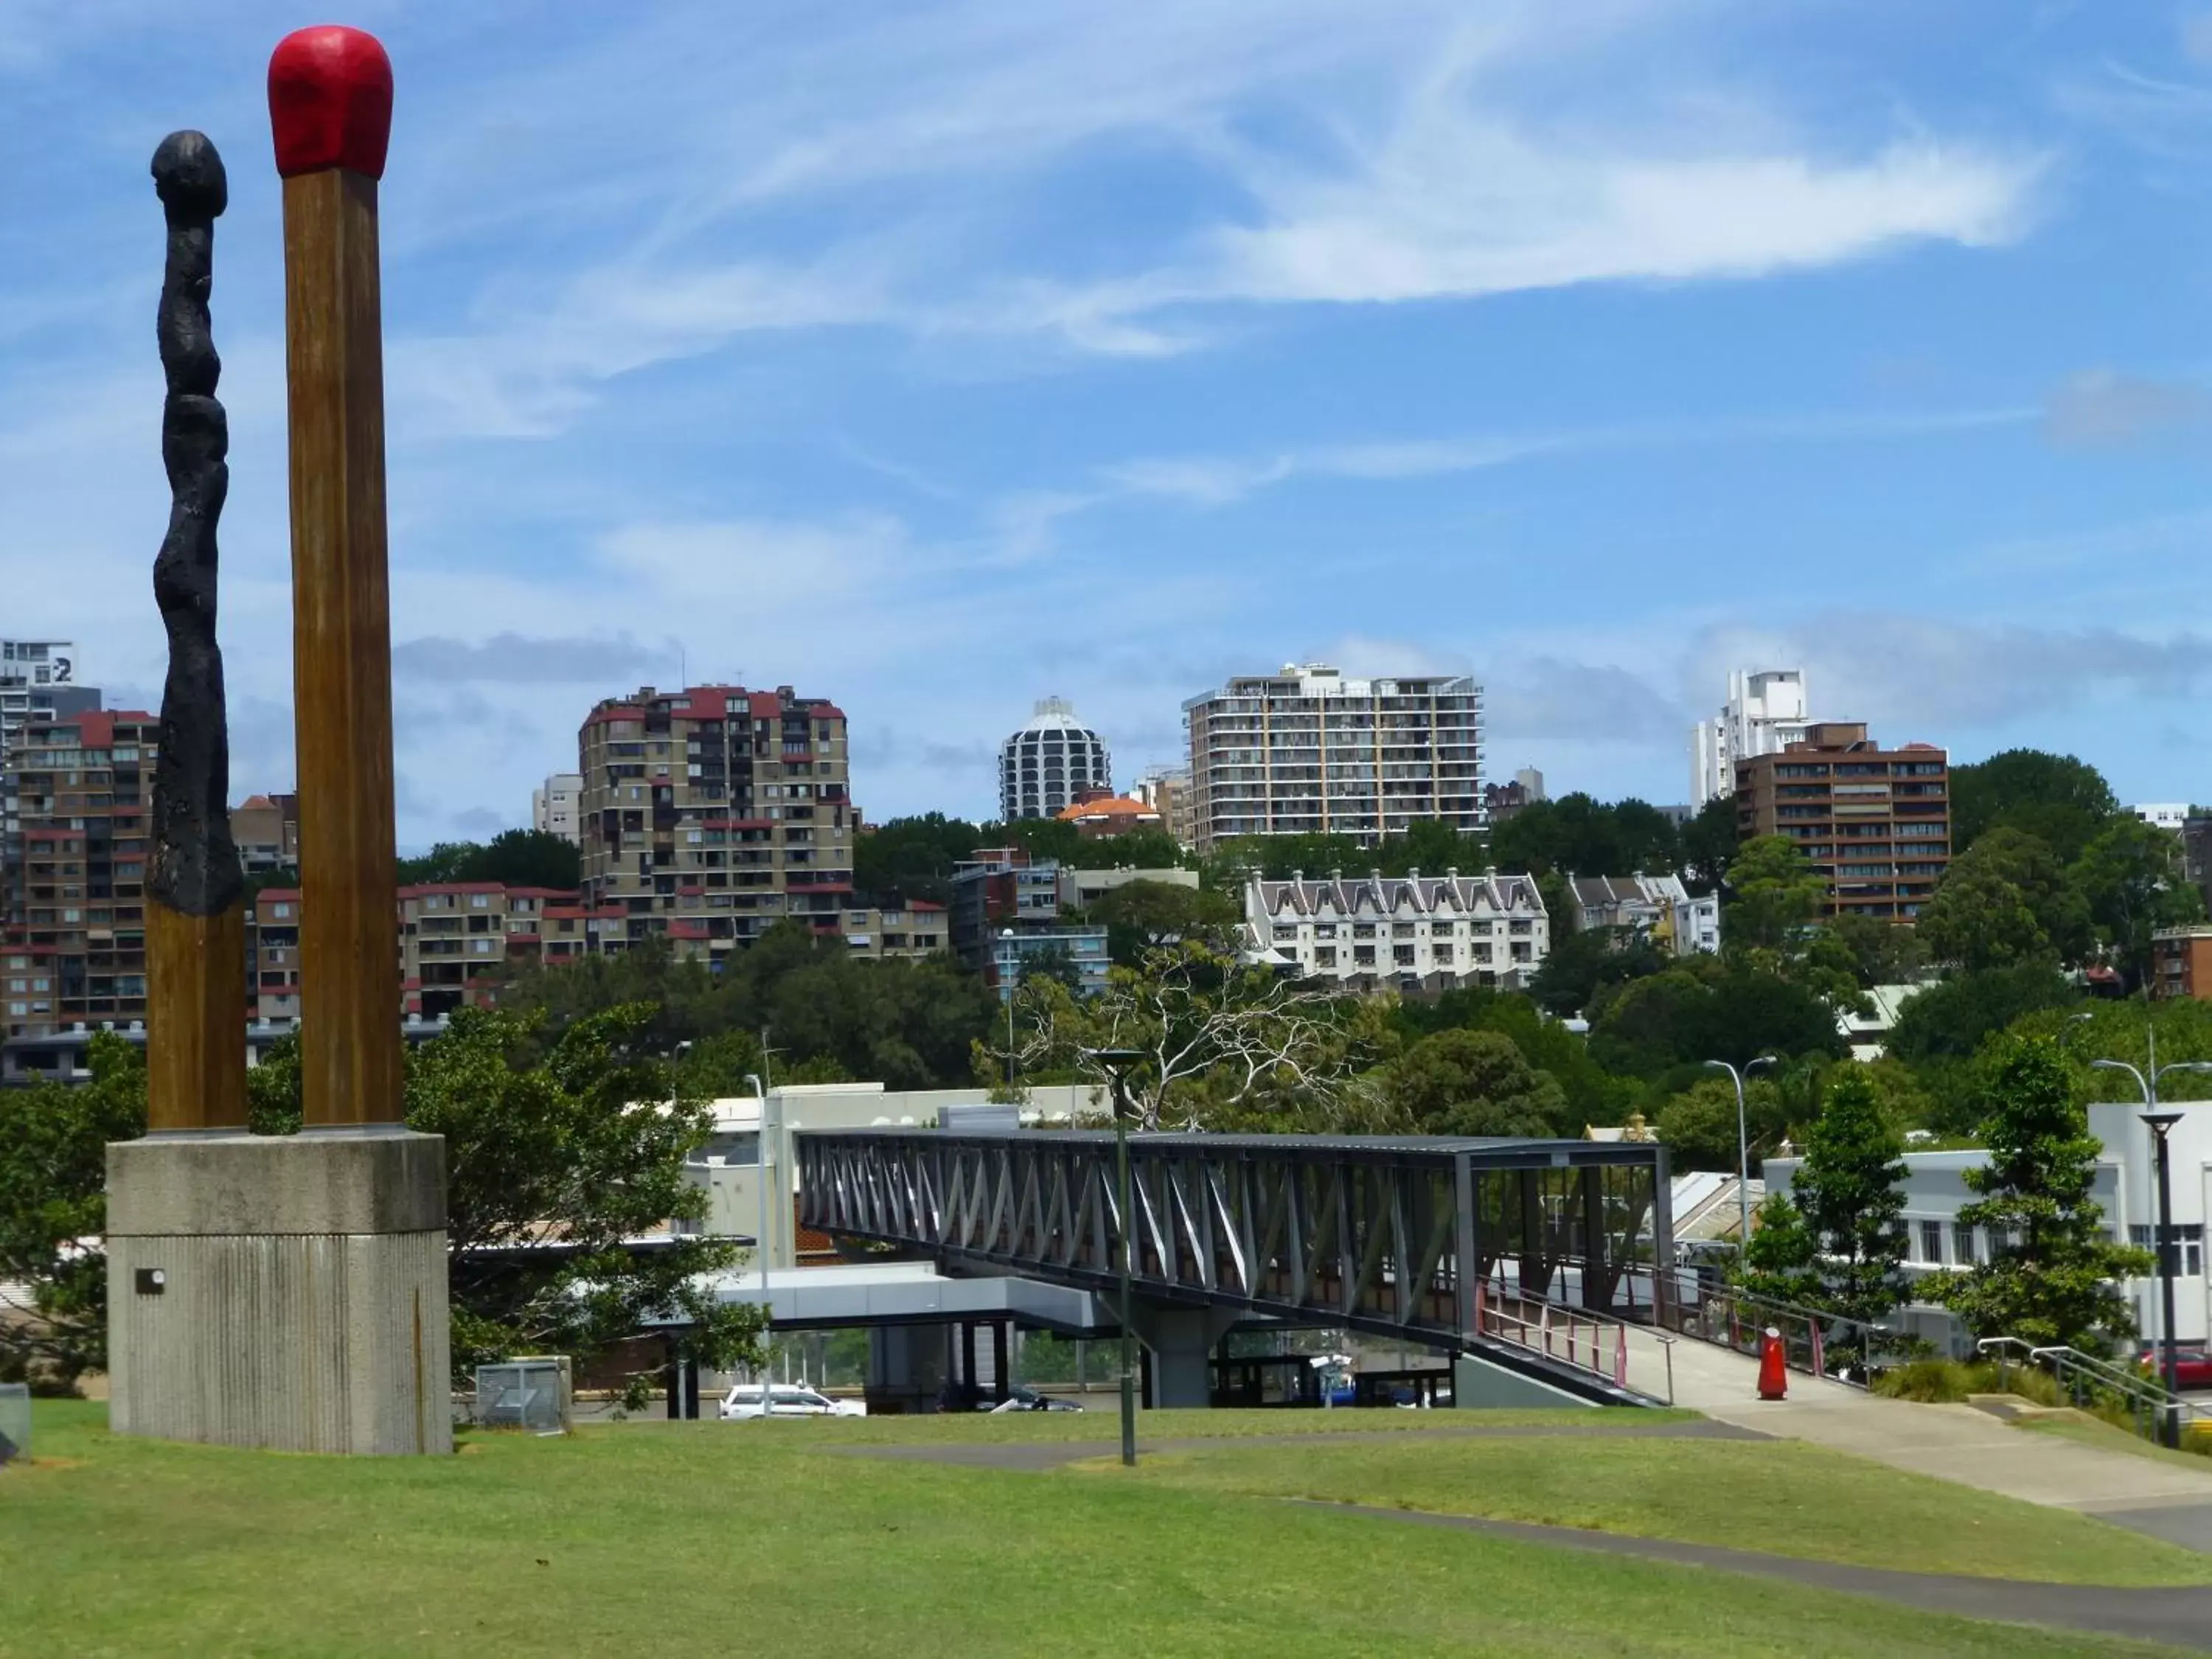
(796, 1129), (1677, 1403)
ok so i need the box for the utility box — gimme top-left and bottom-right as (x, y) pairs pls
(475, 1357), (571, 1434)
(0, 1382), (29, 1466)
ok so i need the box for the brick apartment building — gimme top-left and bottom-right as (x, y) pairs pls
(1, 709), (156, 1037)
(246, 882), (630, 1022)
(1733, 722), (1950, 920)
(577, 683), (943, 965)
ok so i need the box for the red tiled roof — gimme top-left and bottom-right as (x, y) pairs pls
(1055, 794), (1158, 822)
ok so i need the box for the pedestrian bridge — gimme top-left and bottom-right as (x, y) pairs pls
(794, 1127), (1676, 1404)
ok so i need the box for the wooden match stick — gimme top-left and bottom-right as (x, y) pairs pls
(147, 129), (247, 1134)
(270, 26), (403, 1129)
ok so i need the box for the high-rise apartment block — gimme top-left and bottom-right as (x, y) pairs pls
(1182, 664), (1483, 853)
(577, 683), (859, 956)
(999, 698), (1110, 821)
(1133, 765), (1193, 847)
(1692, 667), (1812, 804)
(1, 641), (100, 919)
(2, 708), (155, 1036)
(1733, 722), (1950, 920)
(533, 772), (582, 844)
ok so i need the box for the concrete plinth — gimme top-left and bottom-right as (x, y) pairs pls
(1130, 1304), (1241, 1408)
(105, 1130), (451, 1455)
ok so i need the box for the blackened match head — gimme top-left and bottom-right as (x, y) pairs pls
(153, 131), (228, 220)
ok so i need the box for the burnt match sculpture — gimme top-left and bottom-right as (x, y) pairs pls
(108, 26), (450, 1456)
(145, 129), (248, 1135)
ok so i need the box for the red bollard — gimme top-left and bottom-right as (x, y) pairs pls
(1756, 1325), (1788, 1400)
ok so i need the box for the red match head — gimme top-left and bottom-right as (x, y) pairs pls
(268, 25), (393, 181)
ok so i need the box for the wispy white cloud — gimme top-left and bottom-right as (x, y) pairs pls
(2042, 366), (2209, 447)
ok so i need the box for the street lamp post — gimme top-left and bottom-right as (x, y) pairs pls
(2090, 1042), (2212, 1449)
(1705, 1055), (1778, 1262)
(1087, 1046), (1146, 1468)
(1001, 929), (1018, 1092)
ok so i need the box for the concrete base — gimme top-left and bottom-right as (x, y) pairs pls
(105, 1130), (452, 1455)
(1129, 1303), (1241, 1408)
(1453, 1351), (1599, 1410)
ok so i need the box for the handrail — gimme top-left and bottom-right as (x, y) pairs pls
(1473, 1278), (1672, 1404)
(1976, 1336), (2202, 1444)
(1654, 1283), (1904, 1389)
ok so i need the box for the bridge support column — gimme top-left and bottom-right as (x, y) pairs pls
(1128, 1303), (1241, 1409)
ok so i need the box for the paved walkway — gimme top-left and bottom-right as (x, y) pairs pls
(1660, 1335), (2212, 1538)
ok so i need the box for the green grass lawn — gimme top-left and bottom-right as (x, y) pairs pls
(1106, 1430), (2212, 1586)
(0, 1400), (2188, 1659)
(2015, 1409), (2212, 1472)
(717, 1402), (1698, 1442)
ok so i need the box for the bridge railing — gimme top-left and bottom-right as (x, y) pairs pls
(1649, 1284), (1905, 1389)
(1473, 1275), (1674, 1404)
(1977, 1337), (2204, 1444)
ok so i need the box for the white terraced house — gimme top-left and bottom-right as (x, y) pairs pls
(1242, 868), (1550, 992)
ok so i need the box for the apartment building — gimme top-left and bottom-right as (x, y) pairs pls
(1568, 872), (1719, 956)
(1733, 722), (1950, 920)
(999, 697), (1111, 821)
(1, 641), (100, 923)
(1132, 766), (1193, 848)
(577, 684), (857, 960)
(229, 793), (299, 874)
(839, 900), (948, 961)
(246, 881), (630, 1023)
(533, 773), (583, 844)
(1182, 663), (1484, 854)
(1243, 869), (1549, 992)
(1691, 667), (1812, 804)
(1, 709), (155, 1036)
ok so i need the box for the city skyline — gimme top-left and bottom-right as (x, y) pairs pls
(9, 4), (2212, 845)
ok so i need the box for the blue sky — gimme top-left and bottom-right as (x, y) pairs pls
(8, 1), (2212, 846)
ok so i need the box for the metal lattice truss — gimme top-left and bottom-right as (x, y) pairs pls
(796, 1130), (1672, 1352)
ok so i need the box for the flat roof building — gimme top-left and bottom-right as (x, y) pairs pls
(1183, 663), (1483, 853)
(1733, 722), (1950, 921)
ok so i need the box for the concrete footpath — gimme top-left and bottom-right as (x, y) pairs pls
(1662, 1336), (2212, 1548)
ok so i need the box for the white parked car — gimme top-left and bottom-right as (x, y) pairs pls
(719, 1382), (866, 1421)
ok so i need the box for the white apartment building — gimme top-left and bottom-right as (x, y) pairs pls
(1000, 698), (1111, 821)
(1568, 873), (1719, 956)
(1691, 667), (1812, 804)
(1766, 1099), (2211, 1353)
(1243, 869), (1548, 992)
(532, 772), (582, 844)
(2137, 803), (2191, 834)
(1184, 664), (1483, 853)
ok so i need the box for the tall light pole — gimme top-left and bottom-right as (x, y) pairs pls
(1001, 928), (1018, 1092)
(2090, 1043), (2212, 1448)
(1088, 1046), (1145, 1467)
(1705, 1055), (1778, 1262)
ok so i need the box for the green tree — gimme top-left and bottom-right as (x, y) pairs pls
(1721, 835), (1826, 953)
(394, 829), (581, 890)
(1950, 750), (2118, 865)
(2, 1014), (765, 1403)
(1918, 828), (2092, 971)
(1526, 924), (1669, 1019)
(1590, 963), (1844, 1077)
(1680, 795), (1742, 896)
(2070, 815), (2205, 990)
(1787, 1067), (1908, 1332)
(1828, 911), (1927, 988)
(854, 813), (987, 906)
(1739, 1192), (1822, 1305)
(0, 1034), (147, 1386)
(1085, 878), (1242, 966)
(1884, 965), (2078, 1064)
(1933, 1036), (2150, 1354)
(1374, 1029), (1568, 1137)
(1491, 793), (1681, 879)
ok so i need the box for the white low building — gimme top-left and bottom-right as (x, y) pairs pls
(1242, 868), (1550, 992)
(1764, 1099), (2209, 1355)
(1568, 872), (1719, 956)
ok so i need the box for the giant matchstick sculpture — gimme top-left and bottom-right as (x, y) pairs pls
(107, 26), (451, 1455)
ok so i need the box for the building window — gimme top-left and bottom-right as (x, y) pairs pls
(1919, 1220), (1943, 1265)
(1953, 1222), (1978, 1266)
